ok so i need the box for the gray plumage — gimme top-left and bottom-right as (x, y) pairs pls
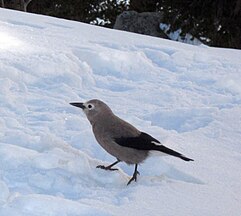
(70, 99), (193, 185)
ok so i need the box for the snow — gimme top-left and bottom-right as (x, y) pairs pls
(0, 8), (241, 216)
(160, 23), (203, 45)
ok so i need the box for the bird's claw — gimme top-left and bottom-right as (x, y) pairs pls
(127, 171), (140, 185)
(96, 165), (118, 171)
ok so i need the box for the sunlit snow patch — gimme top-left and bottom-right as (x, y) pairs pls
(0, 32), (22, 49)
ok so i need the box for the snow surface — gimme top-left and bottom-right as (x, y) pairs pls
(1, 8), (241, 216)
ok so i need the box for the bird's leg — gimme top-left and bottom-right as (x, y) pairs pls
(96, 159), (121, 171)
(127, 164), (140, 185)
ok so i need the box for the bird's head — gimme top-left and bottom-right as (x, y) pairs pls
(70, 99), (113, 124)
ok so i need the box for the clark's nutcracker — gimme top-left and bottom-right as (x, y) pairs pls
(70, 99), (193, 185)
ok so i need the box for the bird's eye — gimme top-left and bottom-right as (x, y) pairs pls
(87, 104), (94, 109)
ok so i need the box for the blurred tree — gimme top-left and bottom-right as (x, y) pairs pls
(1, 0), (32, 11)
(156, 0), (241, 48)
(1, 0), (5, 8)
(129, 0), (158, 12)
(27, 0), (127, 27)
(28, 0), (90, 21)
(128, 0), (241, 48)
(89, 0), (128, 27)
(22, 0), (32, 12)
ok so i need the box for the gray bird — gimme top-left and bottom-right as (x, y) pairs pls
(70, 99), (193, 185)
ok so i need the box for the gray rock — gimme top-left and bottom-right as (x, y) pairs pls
(114, 11), (167, 38)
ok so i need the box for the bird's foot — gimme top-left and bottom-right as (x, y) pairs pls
(96, 165), (119, 171)
(127, 170), (140, 185)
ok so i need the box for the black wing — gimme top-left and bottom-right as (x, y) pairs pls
(114, 132), (160, 150)
(114, 132), (194, 161)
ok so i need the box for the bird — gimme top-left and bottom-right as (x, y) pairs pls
(70, 99), (193, 185)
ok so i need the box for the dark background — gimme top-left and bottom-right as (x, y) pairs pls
(1, 0), (241, 49)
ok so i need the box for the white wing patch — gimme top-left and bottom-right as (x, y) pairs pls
(150, 141), (168, 157)
(151, 141), (162, 146)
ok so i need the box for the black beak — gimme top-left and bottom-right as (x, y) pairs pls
(69, 102), (85, 109)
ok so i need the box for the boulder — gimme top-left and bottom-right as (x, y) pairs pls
(114, 11), (167, 39)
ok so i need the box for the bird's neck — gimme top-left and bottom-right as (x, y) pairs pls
(89, 111), (114, 128)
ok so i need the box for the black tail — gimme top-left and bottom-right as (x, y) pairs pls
(153, 145), (194, 161)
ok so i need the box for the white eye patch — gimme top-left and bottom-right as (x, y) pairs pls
(87, 103), (95, 110)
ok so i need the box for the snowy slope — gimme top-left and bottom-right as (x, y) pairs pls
(1, 8), (241, 216)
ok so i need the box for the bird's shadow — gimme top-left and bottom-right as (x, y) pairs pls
(140, 163), (204, 186)
(164, 166), (204, 185)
